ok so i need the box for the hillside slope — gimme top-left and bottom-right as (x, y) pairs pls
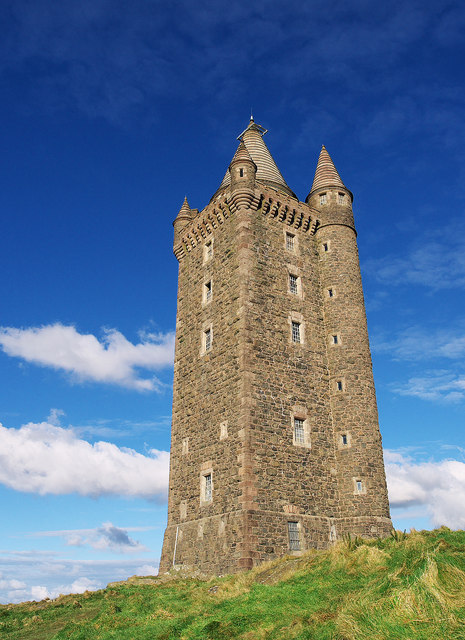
(1, 528), (465, 639)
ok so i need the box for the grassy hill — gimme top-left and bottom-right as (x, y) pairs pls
(1, 528), (465, 639)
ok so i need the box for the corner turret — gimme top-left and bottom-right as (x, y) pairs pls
(173, 197), (193, 248)
(306, 146), (354, 230)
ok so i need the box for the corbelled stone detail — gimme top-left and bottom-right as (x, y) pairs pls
(160, 119), (392, 576)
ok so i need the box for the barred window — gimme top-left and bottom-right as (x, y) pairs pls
(204, 328), (212, 351)
(292, 321), (301, 343)
(286, 232), (295, 251)
(294, 418), (305, 444)
(204, 474), (212, 501)
(289, 274), (298, 295)
(320, 193), (327, 205)
(338, 192), (345, 204)
(288, 521), (301, 551)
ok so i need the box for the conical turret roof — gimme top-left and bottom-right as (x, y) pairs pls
(174, 196), (192, 225)
(309, 146), (346, 195)
(214, 117), (295, 198)
(229, 141), (256, 168)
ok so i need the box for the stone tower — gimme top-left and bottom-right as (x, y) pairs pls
(159, 118), (392, 575)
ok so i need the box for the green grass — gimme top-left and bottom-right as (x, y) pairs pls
(2, 528), (465, 639)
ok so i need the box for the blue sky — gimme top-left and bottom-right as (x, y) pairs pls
(1, 0), (465, 603)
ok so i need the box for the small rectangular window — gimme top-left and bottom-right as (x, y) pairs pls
(356, 480), (363, 493)
(288, 521), (301, 551)
(292, 321), (301, 344)
(320, 193), (327, 205)
(286, 232), (295, 251)
(341, 434), (348, 445)
(332, 334), (338, 345)
(323, 242), (329, 252)
(328, 288), (333, 298)
(289, 274), (298, 295)
(294, 418), (305, 444)
(182, 438), (189, 455)
(204, 328), (212, 352)
(337, 381), (343, 391)
(204, 280), (212, 303)
(338, 192), (345, 204)
(239, 168), (244, 177)
(205, 240), (213, 261)
(204, 474), (212, 501)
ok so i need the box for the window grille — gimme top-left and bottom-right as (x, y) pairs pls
(289, 274), (298, 295)
(294, 418), (305, 444)
(205, 328), (211, 351)
(320, 193), (327, 205)
(288, 521), (301, 551)
(338, 193), (345, 204)
(205, 281), (212, 302)
(286, 233), (295, 251)
(292, 321), (301, 343)
(204, 474), (212, 501)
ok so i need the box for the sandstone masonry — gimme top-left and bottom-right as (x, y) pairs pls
(159, 118), (392, 575)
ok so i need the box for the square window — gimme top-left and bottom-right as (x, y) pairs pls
(292, 321), (301, 344)
(320, 193), (327, 205)
(204, 473), (212, 502)
(289, 274), (298, 295)
(204, 328), (212, 352)
(286, 232), (295, 251)
(293, 418), (305, 445)
(288, 521), (301, 551)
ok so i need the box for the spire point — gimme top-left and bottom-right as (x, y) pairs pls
(308, 145), (347, 198)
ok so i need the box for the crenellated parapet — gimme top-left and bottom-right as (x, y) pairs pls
(173, 187), (321, 261)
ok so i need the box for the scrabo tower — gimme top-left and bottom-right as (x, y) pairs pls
(160, 118), (391, 574)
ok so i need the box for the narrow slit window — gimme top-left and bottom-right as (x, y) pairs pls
(289, 274), (298, 295)
(204, 328), (212, 352)
(205, 240), (213, 261)
(292, 321), (301, 344)
(204, 280), (212, 302)
(286, 232), (295, 251)
(323, 242), (329, 252)
(337, 381), (343, 391)
(288, 521), (301, 551)
(332, 334), (339, 344)
(320, 193), (327, 205)
(356, 480), (363, 493)
(341, 434), (348, 446)
(204, 474), (212, 501)
(239, 168), (244, 177)
(328, 288), (333, 298)
(294, 418), (305, 445)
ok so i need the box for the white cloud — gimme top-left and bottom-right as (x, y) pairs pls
(134, 564), (158, 576)
(0, 323), (174, 391)
(385, 450), (465, 528)
(392, 371), (465, 403)
(372, 326), (465, 361)
(0, 420), (169, 499)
